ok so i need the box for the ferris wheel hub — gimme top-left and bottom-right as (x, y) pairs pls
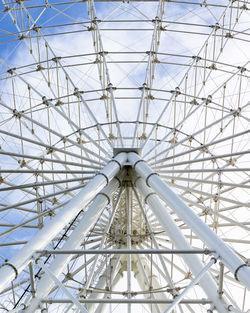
(113, 147), (142, 156)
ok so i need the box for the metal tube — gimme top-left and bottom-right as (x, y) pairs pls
(37, 260), (89, 313)
(92, 261), (124, 313)
(5, 304), (26, 313)
(0, 149), (102, 169)
(88, 0), (123, 147)
(133, 185), (179, 293)
(28, 262), (36, 298)
(0, 121), (106, 164)
(164, 180), (250, 208)
(133, 254), (162, 313)
(41, 298), (212, 304)
(0, 152), (127, 293)
(152, 150), (250, 169)
(0, 169), (95, 174)
(83, 187), (124, 291)
(86, 255), (123, 313)
(0, 177), (90, 193)
(149, 129), (250, 166)
(0, 181), (91, 213)
(132, 0), (165, 146)
(140, 2), (232, 152)
(0, 200), (71, 238)
(155, 168), (250, 173)
(126, 185), (132, 313)
(36, 249), (213, 255)
(23, 178), (121, 313)
(128, 152), (250, 292)
(163, 257), (217, 313)
(218, 262), (224, 299)
(161, 175), (250, 190)
(133, 175), (229, 313)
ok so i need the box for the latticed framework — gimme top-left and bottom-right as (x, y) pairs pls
(0, 0), (250, 312)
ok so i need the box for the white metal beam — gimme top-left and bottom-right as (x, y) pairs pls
(163, 257), (218, 313)
(133, 174), (229, 313)
(128, 152), (250, 292)
(0, 152), (127, 293)
(37, 260), (89, 313)
(24, 177), (120, 312)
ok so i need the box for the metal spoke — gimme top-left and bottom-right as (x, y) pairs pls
(0, 1), (250, 312)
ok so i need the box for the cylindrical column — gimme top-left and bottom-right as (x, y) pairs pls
(134, 176), (228, 313)
(94, 266), (124, 313)
(24, 178), (121, 313)
(126, 186), (132, 313)
(36, 260), (89, 313)
(164, 257), (217, 313)
(132, 255), (163, 313)
(128, 151), (250, 291)
(86, 255), (123, 313)
(0, 152), (127, 293)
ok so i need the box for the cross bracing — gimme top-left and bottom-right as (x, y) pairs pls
(0, 0), (250, 312)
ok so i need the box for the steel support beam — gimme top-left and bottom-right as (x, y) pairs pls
(23, 177), (121, 313)
(86, 255), (123, 313)
(82, 187), (124, 293)
(36, 249), (213, 255)
(126, 185), (132, 313)
(41, 298), (213, 304)
(37, 260), (89, 313)
(128, 152), (250, 292)
(92, 266), (124, 313)
(133, 174), (229, 313)
(164, 257), (218, 313)
(132, 254), (162, 313)
(0, 152), (127, 293)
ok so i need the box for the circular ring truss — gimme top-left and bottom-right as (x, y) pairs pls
(0, 0), (250, 312)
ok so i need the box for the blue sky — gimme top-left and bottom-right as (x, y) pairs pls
(0, 1), (250, 311)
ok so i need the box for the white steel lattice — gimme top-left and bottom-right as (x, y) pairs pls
(0, 1), (250, 313)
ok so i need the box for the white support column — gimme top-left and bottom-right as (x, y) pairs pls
(132, 254), (163, 313)
(128, 152), (250, 292)
(86, 255), (123, 313)
(83, 187), (124, 292)
(93, 267), (124, 313)
(132, 186), (177, 295)
(126, 185), (132, 313)
(0, 152), (127, 293)
(133, 177), (229, 313)
(24, 177), (121, 313)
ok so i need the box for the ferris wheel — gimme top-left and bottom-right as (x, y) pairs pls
(0, 0), (250, 312)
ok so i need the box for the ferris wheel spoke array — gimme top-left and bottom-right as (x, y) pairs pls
(0, 0), (250, 312)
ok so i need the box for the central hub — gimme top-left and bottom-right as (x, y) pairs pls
(113, 147), (142, 156)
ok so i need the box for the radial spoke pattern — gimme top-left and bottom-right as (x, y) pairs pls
(0, 0), (250, 312)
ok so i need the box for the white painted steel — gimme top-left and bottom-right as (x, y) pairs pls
(1, 1), (250, 312)
(126, 186), (132, 313)
(93, 266), (124, 313)
(134, 175), (229, 313)
(0, 152), (127, 293)
(128, 152), (250, 291)
(24, 177), (120, 313)
(41, 299), (213, 304)
(132, 254), (162, 313)
(163, 257), (217, 313)
(83, 187), (124, 292)
(37, 260), (89, 313)
(86, 255), (123, 313)
(5, 304), (26, 313)
(35, 249), (211, 255)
